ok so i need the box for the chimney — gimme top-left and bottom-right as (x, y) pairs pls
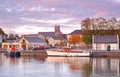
(54, 25), (61, 36)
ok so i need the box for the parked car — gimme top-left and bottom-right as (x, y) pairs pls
(32, 46), (45, 50)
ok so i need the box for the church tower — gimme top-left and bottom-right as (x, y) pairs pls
(54, 25), (62, 36)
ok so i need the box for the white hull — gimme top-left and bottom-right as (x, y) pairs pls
(46, 50), (90, 57)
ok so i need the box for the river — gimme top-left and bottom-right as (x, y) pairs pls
(0, 53), (120, 77)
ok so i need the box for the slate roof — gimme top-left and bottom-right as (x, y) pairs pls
(94, 35), (118, 43)
(38, 31), (67, 41)
(25, 37), (45, 43)
(52, 36), (65, 40)
(69, 30), (82, 34)
(38, 32), (55, 37)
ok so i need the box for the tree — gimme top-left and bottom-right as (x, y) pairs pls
(15, 34), (19, 39)
(59, 40), (64, 46)
(8, 33), (19, 40)
(68, 34), (82, 46)
(45, 36), (49, 44)
(81, 18), (91, 30)
(0, 28), (5, 34)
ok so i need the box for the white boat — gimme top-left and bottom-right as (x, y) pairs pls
(46, 49), (90, 57)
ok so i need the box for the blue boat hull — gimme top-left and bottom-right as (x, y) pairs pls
(10, 52), (21, 57)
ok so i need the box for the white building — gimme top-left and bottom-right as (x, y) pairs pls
(92, 35), (119, 51)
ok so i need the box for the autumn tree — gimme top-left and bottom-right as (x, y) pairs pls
(59, 40), (64, 46)
(68, 34), (82, 46)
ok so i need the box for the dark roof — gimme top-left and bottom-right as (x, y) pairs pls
(39, 32), (66, 40)
(39, 32), (55, 37)
(52, 36), (65, 40)
(25, 37), (45, 43)
(94, 35), (118, 43)
(69, 30), (82, 34)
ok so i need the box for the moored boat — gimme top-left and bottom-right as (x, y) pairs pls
(4, 45), (21, 57)
(46, 47), (90, 57)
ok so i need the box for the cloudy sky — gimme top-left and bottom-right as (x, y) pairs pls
(0, 0), (120, 35)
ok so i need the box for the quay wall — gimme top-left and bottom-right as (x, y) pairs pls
(91, 51), (120, 58)
(21, 51), (47, 57)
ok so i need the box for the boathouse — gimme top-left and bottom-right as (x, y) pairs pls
(92, 35), (119, 51)
(19, 37), (47, 50)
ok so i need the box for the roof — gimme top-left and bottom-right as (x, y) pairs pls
(22, 34), (38, 37)
(52, 36), (65, 40)
(39, 32), (66, 40)
(94, 35), (118, 43)
(39, 32), (55, 37)
(25, 37), (45, 43)
(69, 30), (82, 34)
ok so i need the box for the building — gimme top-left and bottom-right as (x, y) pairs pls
(92, 35), (119, 51)
(67, 30), (83, 47)
(2, 36), (47, 51)
(48, 36), (65, 46)
(38, 25), (66, 47)
(2, 39), (19, 52)
(19, 36), (47, 50)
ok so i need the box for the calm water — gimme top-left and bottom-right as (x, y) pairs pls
(0, 53), (120, 77)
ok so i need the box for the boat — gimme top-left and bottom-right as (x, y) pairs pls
(4, 45), (21, 57)
(4, 51), (21, 57)
(46, 47), (90, 57)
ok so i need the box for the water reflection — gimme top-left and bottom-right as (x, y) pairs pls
(46, 57), (92, 77)
(46, 57), (91, 70)
(0, 53), (120, 77)
(92, 58), (120, 77)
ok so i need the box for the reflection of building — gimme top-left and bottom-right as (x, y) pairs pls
(93, 35), (119, 50)
(0, 54), (5, 64)
(0, 54), (2, 64)
(92, 58), (120, 76)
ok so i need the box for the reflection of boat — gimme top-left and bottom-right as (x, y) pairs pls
(10, 51), (21, 57)
(46, 57), (90, 70)
(5, 51), (21, 57)
(47, 48), (90, 57)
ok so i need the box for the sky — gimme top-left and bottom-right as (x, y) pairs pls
(0, 0), (120, 35)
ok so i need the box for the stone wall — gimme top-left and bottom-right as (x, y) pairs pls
(91, 51), (120, 58)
